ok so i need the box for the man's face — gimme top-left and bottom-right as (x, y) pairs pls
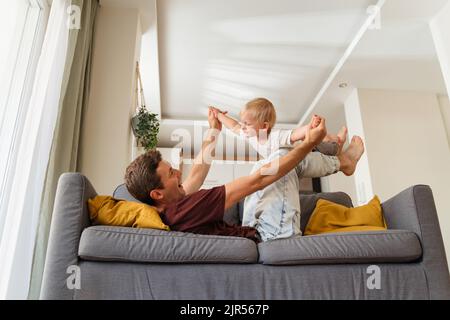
(152, 160), (185, 204)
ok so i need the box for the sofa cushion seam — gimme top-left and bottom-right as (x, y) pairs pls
(78, 254), (256, 263)
(262, 253), (422, 265)
(86, 227), (254, 242)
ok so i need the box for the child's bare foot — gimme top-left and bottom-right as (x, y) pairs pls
(338, 136), (365, 176)
(338, 126), (348, 143)
(336, 126), (348, 155)
(321, 126), (347, 155)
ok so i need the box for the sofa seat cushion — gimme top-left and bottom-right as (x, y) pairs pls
(79, 226), (258, 264)
(258, 230), (422, 265)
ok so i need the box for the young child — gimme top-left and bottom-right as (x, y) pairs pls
(210, 97), (348, 159)
(211, 98), (362, 242)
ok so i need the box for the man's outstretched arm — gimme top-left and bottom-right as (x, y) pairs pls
(224, 117), (327, 210)
(182, 108), (221, 195)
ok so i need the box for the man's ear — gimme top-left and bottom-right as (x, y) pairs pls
(149, 189), (163, 202)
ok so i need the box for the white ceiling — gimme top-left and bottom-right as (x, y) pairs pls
(315, 0), (449, 133)
(100, 0), (450, 153)
(157, 0), (376, 123)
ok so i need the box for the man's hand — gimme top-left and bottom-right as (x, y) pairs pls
(208, 107), (222, 131)
(303, 116), (327, 148)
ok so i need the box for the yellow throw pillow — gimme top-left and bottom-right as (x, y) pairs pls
(304, 196), (387, 236)
(88, 196), (170, 231)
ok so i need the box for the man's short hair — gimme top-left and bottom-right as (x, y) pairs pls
(124, 150), (163, 205)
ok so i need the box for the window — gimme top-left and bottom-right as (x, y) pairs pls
(0, 0), (49, 240)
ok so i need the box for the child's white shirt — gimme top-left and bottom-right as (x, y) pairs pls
(239, 129), (294, 159)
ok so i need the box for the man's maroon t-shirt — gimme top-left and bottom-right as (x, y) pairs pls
(160, 186), (259, 242)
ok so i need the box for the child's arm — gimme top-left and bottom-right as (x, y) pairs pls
(210, 107), (242, 135)
(217, 113), (242, 135)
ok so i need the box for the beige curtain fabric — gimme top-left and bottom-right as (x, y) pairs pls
(28, 0), (98, 299)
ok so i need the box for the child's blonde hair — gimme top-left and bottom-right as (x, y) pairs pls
(241, 98), (277, 129)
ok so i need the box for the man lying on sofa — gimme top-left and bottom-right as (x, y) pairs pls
(124, 108), (364, 242)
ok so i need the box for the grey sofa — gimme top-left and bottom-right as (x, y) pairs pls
(40, 173), (450, 300)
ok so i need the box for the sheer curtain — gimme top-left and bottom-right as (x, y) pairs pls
(28, 0), (98, 299)
(0, 0), (71, 299)
(0, 0), (47, 239)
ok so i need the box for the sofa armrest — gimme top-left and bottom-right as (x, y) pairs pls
(382, 185), (450, 299)
(40, 173), (97, 300)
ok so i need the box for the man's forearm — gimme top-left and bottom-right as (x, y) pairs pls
(224, 141), (315, 210)
(255, 142), (314, 190)
(190, 128), (220, 179)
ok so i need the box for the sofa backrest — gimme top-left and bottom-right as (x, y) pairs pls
(299, 192), (353, 233)
(41, 173), (97, 299)
(113, 183), (141, 202)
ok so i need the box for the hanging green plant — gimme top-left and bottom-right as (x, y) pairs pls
(131, 106), (160, 151)
(131, 62), (160, 151)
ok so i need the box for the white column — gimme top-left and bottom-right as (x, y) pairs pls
(430, 2), (450, 98)
(139, 0), (161, 118)
(343, 89), (374, 205)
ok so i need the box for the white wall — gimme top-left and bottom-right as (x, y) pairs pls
(321, 171), (357, 204)
(356, 88), (450, 260)
(182, 159), (256, 189)
(78, 6), (142, 194)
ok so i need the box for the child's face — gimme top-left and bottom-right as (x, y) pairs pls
(240, 111), (268, 138)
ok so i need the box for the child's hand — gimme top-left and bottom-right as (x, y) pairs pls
(209, 106), (228, 119)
